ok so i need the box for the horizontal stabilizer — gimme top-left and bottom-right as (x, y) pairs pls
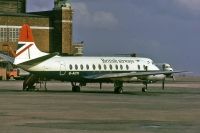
(17, 52), (59, 69)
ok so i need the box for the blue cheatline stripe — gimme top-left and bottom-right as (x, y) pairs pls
(17, 43), (25, 50)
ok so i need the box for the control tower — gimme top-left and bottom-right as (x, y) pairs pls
(0, 0), (26, 13)
(53, 0), (73, 55)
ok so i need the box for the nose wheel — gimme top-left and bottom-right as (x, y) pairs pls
(142, 83), (148, 92)
(114, 87), (123, 94)
(114, 81), (123, 94)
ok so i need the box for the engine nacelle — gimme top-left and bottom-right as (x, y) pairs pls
(162, 63), (173, 71)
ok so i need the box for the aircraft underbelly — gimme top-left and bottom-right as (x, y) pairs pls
(31, 71), (134, 83)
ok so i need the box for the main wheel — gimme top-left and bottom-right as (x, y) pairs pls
(72, 86), (80, 92)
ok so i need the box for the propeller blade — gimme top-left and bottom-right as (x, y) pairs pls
(172, 76), (175, 81)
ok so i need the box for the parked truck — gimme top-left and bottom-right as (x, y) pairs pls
(7, 68), (29, 80)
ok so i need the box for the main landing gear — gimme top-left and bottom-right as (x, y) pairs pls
(114, 81), (123, 94)
(23, 75), (47, 91)
(23, 74), (38, 91)
(71, 82), (81, 92)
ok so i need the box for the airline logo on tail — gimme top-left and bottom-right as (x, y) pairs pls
(15, 43), (33, 57)
(14, 24), (48, 65)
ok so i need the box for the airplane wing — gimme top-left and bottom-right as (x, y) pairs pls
(84, 70), (185, 80)
(17, 52), (59, 69)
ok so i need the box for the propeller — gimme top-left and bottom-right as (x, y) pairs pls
(162, 65), (166, 90)
(172, 75), (175, 81)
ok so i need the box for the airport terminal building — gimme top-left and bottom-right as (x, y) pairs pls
(0, 0), (84, 80)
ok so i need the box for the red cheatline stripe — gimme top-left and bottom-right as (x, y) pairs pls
(16, 44), (33, 57)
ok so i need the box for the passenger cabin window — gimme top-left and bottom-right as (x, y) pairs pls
(75, 64), (78, 70)
(143, 65), (147, 71)
(104, 64), (107, 70)
(126, 65), (129, 70)
(69, 64), (73, 70)
(115, 65), (118, 70)
(86, 64), (89, 70)
(138, 65), (140, 70)
(120, 65), (123, 70)
(80, 65), (84, 70)
(98, 64), (101, 70)
(93, 64), (96, 70)
(109, 64), (113, 70)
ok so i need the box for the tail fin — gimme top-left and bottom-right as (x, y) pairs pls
(14, 24), (48, 65)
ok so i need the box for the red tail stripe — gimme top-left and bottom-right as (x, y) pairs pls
(15, 44), (33, 57)
(19, 24), (34, 42)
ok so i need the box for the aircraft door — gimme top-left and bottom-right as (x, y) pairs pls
(60, 61), (66, 76)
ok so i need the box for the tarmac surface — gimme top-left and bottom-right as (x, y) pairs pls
(0, 78), (200, 133)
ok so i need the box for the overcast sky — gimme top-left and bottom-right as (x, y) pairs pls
(27, 0), (200, 75)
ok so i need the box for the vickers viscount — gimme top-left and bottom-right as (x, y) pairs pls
(13, 24), (184, 93)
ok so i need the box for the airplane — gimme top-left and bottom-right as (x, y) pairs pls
(12, 24), (184, 93)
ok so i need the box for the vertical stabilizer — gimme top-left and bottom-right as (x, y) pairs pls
(14, 24), (48, 65)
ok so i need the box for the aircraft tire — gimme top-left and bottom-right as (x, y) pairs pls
(142, 87), (147, 92)
(72, 86), (80, 92)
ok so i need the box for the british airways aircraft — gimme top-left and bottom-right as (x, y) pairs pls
(13, 24), (183, 93)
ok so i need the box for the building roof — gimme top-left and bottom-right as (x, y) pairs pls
(0, 12), (49, 18)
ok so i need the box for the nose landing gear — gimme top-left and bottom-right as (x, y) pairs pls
(114, 81), (123, 94)
(142, 83), (148, 92)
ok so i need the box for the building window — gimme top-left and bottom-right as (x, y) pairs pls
(0, 28), (7, 42)
(9, 28), (19, 42)
(0, 27), (20, 42)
